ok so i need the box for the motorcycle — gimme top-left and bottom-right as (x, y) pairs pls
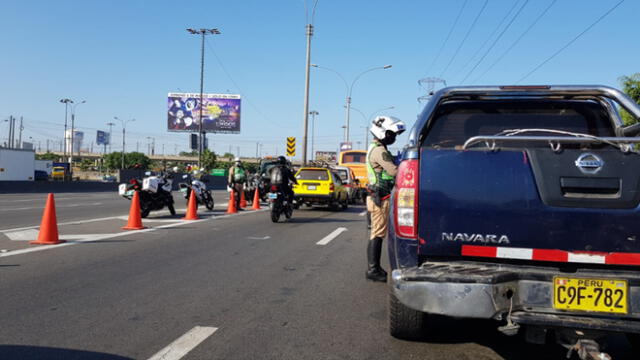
(178, 174), (214, 210)
(118, 172), (176, 218)
(268, 184), (293, 223)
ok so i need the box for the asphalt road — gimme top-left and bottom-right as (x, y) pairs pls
(0, 195), (634, 359)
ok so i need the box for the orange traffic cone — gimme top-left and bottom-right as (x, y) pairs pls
(226, 189), (238, 214)
(31, 193), (64, 245)
(240, 189), (247, 209)
(122, 191), (147, 230)
(251, 188), (261, 210)
(182, 190), (200, 220)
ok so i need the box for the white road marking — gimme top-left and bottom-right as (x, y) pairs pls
(0, 216), (124, 232)
(359, 211), (367, 216)
(5, 229), (40, 241)
(247, 236), (270, 240)
(316, 227), (348, 246)
(147, 326), (218, 360)
(0, 209), (269, 258)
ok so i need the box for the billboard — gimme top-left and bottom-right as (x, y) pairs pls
(315, 151), (337, 162)
(96, 130), (110, 145)
(167, 93), (241, 133)
(339, 142), (352, 151)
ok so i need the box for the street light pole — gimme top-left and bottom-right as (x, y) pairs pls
(59, 98), (73, 161)
(302, 0), (319, 166)
(106, 122), (115, 153)
(309, 110), (318, 161)
(187, 28), (220, 169)
(68, 100), (86, 180)
(114, 117), (135, 170)
(311, 64), (392, 142)
(345, 65), (392, 142)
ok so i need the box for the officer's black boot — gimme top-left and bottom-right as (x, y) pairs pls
(366, 237), (387, 282)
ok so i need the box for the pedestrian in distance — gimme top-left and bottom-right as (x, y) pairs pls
(228, 157), (247, 210)
(365, 116), (406, 282)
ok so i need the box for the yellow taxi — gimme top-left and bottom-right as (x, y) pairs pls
(293, 167), (349, 210)
(51, 166), (66, 180)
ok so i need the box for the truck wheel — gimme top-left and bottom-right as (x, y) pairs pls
(389, 292), (426, 340)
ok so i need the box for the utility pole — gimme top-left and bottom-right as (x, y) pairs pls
(60, 99), (72, 160)
(18, 117), (23, 148)
(8, 116), (14, 148)
(418, 77), (447, 102)
(302, 1), (318, 166)
(106, 122), (115, 153)
(187, 28), (221, 169)
(309, 110), (318, 161)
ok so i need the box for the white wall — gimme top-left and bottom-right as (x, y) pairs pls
(0, 149), (35, 181)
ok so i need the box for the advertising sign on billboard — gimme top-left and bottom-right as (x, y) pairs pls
(167, 93), (241, 133)
(96, 130), (110, 145)
(315, 151), (337, 162)
(339, 142), (352, 151)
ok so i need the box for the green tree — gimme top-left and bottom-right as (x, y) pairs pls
(201, 149), (217, 170)
(619, 73), (640, 125)
(179, 150), (198, 157)
(79, 159), (94, 171)
(222, 152), (235, 160)
(35, 152), (60, 161)
(103, 152), (151, 170)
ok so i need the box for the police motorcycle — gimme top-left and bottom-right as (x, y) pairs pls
(118, 171), (176, 218)
(178, 170), (214, 210)
(267, 162), (294, 223)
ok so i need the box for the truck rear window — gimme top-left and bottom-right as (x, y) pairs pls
(422, 100), (615, 148)
(341, 152), (366, 163)
(297, 169), (329, 181)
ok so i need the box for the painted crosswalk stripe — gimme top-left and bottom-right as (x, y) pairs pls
(316, 227), (348, 246)
(147, 326), (218, 360)
(358, 211), (367, 216)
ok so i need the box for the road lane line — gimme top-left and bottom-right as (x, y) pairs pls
(316, 227), (348, 246)
(147, 326), (218, 360)
(0, 208), (268, 258)
(359, 210), (367, 216)
(0, 216), (124, 233)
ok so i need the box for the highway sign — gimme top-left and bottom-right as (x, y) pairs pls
(287, 137), (295, 157)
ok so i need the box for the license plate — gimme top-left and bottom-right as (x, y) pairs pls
(180, 188), (187, 193)
(268, 193), (278, 199)
(307, 185), (316, 190)
(553, 277), (628, 314)
(125, 190), (134, 197)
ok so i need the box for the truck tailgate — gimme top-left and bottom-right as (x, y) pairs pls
(418, 148), (640, 261)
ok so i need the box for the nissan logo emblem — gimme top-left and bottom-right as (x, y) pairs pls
(575, 153), (604, 174)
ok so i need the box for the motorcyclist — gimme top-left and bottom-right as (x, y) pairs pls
(270, 156), (298, 203)
(365, 116), (405, 282)
(228, 157), (247, 209)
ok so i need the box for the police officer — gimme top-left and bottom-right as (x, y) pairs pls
(365, 116), (406, 282)
(228, 157), (247, 209)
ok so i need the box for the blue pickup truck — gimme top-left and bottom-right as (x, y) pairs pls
(388, 86), (640, 358)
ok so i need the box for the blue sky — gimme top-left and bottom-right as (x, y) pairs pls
(0, 0), (637, 159)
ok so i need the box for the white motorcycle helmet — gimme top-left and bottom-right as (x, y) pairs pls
(370, 116), (406, 145)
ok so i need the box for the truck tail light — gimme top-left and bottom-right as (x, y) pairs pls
(395, 159), (418, 239)
(330, 184), (335, 191)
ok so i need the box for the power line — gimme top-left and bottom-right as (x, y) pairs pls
(473, 0), (557, 83)
(460, 0), (529, 84)
(455, 0), (520, 79)
(439, 0), (489, 78)
(204, 38), (274, 126)
(422, 0), (468, 76)
(516, 0), (625, 84)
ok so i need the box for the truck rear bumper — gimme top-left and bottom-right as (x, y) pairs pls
(391, 260), (640, 333)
